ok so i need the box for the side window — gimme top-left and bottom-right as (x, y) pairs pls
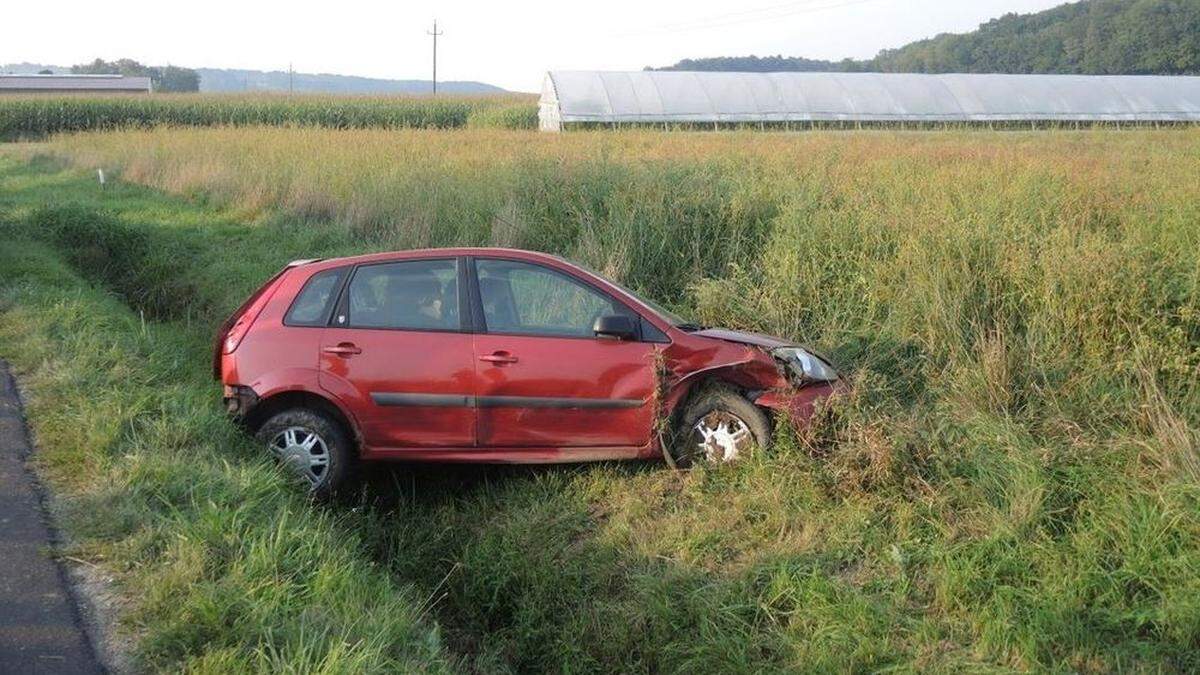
(284, 267), (346, 327)
(346, 259), (459, 330)
(475, 259), (632, 337)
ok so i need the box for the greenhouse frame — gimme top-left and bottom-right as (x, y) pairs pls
(538, 71), (1200, 131)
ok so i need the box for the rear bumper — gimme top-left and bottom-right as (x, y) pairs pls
(754, 381), (845, 427)
(222, 384), (260, 420)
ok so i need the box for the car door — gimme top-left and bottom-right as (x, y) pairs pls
(318, 257), (476, 449)
(471, 257), (657, 448)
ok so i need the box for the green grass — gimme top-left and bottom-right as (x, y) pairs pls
(1, 125), (1199, 672)
(0, 94), (537, 140)
(0, 160), (455, 673)
(466, 102), (539, 130)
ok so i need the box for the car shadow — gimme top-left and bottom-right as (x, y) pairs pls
(352, 458), (664, 510)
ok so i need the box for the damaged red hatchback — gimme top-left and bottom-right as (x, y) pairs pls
(216, 248), (840, 496)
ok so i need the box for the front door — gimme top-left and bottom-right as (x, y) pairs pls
(318, 258), (475, 449)
(471, 258), (657, 448)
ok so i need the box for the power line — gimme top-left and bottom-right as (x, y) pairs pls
(428, 19), (444, 95)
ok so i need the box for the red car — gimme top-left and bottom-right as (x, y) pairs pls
(215, 248), (839, 497)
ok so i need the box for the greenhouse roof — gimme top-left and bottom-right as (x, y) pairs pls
(539, 71), (1200, 129)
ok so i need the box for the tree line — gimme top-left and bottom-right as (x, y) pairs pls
(655, 0), (1200, 76)
(71, 58), (200, 92)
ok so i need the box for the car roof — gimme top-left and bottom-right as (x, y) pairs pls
(299, 247), (564, 269)
(290, 247), (677, 333)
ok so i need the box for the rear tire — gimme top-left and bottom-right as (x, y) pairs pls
(666, 385), (771, 469)
(256, 408), (358, 500)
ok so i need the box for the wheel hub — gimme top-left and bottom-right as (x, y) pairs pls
(269, 426), (330, 485)
(692, 411), (753, 463)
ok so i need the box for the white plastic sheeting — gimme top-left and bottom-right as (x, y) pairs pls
(0, 74), (153, 93)
(539, 71), (1200, 130)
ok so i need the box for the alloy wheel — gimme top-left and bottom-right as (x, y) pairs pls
(690, 410), (753, 464)
(269, 426), (330, 485)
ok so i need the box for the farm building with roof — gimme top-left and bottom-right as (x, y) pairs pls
(0, 74), (152, 94)
(538, 71), (1200, 131)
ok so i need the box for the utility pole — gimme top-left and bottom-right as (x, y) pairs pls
(288, 62), (294, 94)
(428, 19), (443, 95)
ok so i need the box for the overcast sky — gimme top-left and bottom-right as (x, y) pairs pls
(4, 0), (1070, 92)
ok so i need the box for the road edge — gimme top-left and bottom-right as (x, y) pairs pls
(0, 360), (123, 674)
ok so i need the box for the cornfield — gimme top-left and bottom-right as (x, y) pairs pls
(0, 93), (537, 139)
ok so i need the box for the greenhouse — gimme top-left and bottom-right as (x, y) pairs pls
(538, 71), (1200, 131)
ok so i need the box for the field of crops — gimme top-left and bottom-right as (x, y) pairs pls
(1, 126), (1199, 672)
(0, 93), (537, 139)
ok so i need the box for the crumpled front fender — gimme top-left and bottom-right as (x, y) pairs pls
(753, 381), (846, 427)
(661, 344), (784, 415)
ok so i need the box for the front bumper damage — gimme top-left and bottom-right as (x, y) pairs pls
(753, 381), (845, 427)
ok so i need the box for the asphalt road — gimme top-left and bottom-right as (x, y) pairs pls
(0, 361), (103, 674)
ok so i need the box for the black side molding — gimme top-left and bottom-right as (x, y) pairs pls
(370, 393), (473, 408)
(371, 392), (643, 410)
(476, 395), (643, 409)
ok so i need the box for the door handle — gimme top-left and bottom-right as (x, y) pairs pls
(322, 343), (362, 356)
(479, 351), (518, 365)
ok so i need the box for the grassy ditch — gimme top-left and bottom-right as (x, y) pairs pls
(0, 161), (455, 672)
(2, 126), (1200, 672)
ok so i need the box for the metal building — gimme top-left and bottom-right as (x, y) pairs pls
(539, 71), (1200, 131)
(0, 74), (153, 94)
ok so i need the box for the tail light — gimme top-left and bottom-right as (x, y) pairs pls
(222, 316), (253, 354)
(213, 260), (321, 379)
(213, 296), (273, 379)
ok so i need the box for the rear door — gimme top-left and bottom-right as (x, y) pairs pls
(470, 257), (657, 448)
(318, 257), (476, 449)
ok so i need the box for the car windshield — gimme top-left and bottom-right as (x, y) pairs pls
(564, 259), (700, 330)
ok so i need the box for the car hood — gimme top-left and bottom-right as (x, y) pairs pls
(692, 328), (793, 350)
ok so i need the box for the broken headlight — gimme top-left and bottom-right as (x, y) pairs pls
(772, 347), (839, 384)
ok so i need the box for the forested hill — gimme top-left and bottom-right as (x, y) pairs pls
(655, 0), (1200, 75)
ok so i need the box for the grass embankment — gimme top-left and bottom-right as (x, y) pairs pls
(3, 127), (1200, 671)
(0, 94), (536, 140)
(0, 159), (454, 672)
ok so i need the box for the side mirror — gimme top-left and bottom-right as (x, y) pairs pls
(593, 314), (638, 341)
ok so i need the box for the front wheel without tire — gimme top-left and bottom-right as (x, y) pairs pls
(666, 386), (771, 469)
(256, 408), (357, 500)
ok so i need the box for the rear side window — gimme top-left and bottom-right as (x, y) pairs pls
(346, 259), (460, 331)
(284, 268), (346, 327)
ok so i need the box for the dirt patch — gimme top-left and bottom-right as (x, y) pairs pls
(65, 563), (136, 675)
